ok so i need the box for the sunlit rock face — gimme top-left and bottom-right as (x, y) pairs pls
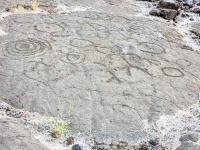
(0, 0), (200, 148)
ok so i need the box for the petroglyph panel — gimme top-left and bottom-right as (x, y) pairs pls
(1, 10), (200, 144)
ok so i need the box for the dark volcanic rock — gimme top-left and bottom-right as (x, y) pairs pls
(190, 23), (200, 41)
(6, 110), (23, 118)
(152, 145), (164, 150)
(150, 8), (178, 19)
(50, 131), (61, 138)
(191, 30), (200, 37)
(157, 0), (181, 10)
(149, 8), (161, 16)
(72, 144), (82, 150)
(193, 7), (200, 13)
(181, 12), (190, 17)
(190, 32), (199, 39)
(160, 9), (178, 19)
(176, 141), (200, 150)
(177, 132), (200, 150)
(149, 139), (159, 146)
(188, 133), (199, 142)
(150, 0), (181, 19)
(137, 0), (159, 1)
(179, 134), (190, 142)
(37, 122), (50, 132)
(189, 4), (194, 8)
(66, 137), (75, 145)
(117, 141), (128, 149)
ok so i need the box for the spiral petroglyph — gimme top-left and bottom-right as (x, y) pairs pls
(2, 38), (50, 58)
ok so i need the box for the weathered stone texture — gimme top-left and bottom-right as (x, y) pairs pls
(0, 0), (200, 145)
(0, 118), (49, 150)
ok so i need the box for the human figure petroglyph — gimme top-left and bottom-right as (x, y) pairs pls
(106, 71), (122, 83)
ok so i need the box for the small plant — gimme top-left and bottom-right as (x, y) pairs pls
(10, 1), (18, 12)
(18, 4), (25, 13)
(10, 0), (25, 13)
(50, 110), (71, 137)
(31, 0), (40, 10)
(39, 97), (76, 138)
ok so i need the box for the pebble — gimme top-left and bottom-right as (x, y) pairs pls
(189, 4), (194, 8)
(191, 33), (199, 39)
(188, 133), (199, 142)
(72, 144), (82, 150)
(6, 110), (23, 118)
(193, 7), (200, 13)
(50, 131), (61, 138)
(189, 17), (194, 20)
(152, 145), (163, 150)
(149, 139), (159, 146)
(6, 107), (11, 111)
(37, 122), (50, 132)
(117, 141), (128, 148)
(65, 137), (75, 145)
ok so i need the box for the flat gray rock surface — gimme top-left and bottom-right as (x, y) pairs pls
(0, 118), (49, 150)
(0, 0), (200, 148)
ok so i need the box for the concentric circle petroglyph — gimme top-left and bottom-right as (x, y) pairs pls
(35, 23), (64, 33)
(176, 59), (191, 66)
(162, 67), (184, 77)
(138, 43), (165, 54)
(2, 38), (50, 58)
(61, 52), (85, 64)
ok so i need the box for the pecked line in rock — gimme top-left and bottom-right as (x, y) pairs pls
(0, 2), (200, 146)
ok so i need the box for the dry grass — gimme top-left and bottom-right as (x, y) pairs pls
(39, 97), (76, 138)
(18, 4), (25, 13)
(31, 0), (40, 10)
